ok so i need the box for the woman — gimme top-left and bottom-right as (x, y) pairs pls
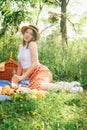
(5, 25), (83, 93)
(12, 25), (56, 90)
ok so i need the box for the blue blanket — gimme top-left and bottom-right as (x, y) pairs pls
(0, 78), (29, 87)
(0, 80), (11, 101)
(0, 95), (11, 101)
(0, 80), (11, 87)
(0, 78), (29, 101)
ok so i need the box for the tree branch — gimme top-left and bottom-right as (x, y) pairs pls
(66, 17), (76, 32)
(40, 22), (59, 34)
(66, 0), (70, 6)
(35, 0), (44, 25)
(59, 12), (76, 32)
(55, 0), (61, 6)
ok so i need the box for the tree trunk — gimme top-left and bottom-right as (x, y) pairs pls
(60, 0), (67, 49)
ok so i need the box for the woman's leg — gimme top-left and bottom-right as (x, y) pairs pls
(28, 79), (66, 91)
(41, 82), (66, 91)
(41, 82), (58, 90)
(28, 69), (53, 90)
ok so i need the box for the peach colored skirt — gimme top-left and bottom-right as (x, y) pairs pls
(28, 64), (53, 90)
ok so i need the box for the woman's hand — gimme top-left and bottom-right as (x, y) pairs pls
(12, 75), (23, 83)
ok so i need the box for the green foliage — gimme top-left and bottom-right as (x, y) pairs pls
(0, 0), (40, 37)
(0, 34), (21, 61)
(76, 15), (87, 34)
(3, 11), (24, 25)
(0, 32), (87, 89)
(0, 93), (38, 130)
(13, 0), (38, 7)
(38, 32), (87, 89)
(42, 0), (60, 7)
(0, 91), (87, 130)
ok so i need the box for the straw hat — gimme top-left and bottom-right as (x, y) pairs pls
(20, 25), (40, 41)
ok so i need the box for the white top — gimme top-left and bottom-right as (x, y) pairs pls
(17, 44), (39, 69)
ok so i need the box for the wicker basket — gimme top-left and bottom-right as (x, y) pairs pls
(0, 53), (18, 82)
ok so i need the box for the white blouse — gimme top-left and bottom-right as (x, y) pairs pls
(17, 44), (39, 69)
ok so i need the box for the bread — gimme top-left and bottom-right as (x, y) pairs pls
(1, 86), (11, 95)
(11, 85), (19, 90)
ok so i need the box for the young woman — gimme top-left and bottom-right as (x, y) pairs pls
(0, 25), (83, 96)
(12, 25), (58, 90)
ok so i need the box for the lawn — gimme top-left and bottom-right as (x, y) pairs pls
(0, 90), (87, 130)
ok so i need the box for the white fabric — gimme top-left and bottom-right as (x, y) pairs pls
(17, 44), (39, 69)
(55, 81), (83, 93)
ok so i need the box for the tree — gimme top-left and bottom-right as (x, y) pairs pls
(0, 0), (39, 36)
(42, 0), (70, 48)
(60, 0), (68, 46)
(0, 0), (71, 48)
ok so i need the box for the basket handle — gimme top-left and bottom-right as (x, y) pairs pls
(10, 52), (14, 60)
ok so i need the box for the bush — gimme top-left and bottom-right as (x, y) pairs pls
(0, 34), (21, 62)
(38, 35), (87, 89)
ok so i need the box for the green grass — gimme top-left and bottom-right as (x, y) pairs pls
(0, 91), (87, 130)
(0, 34), (87, 89)
(38, 37), (87, 89)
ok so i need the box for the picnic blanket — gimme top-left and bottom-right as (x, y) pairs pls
(0, 80), (11, 86)
(0, 95), (11, 101)
(0, 78), (30, 101)
(0, 78), (29, 87)
(0, 80), (83, 101)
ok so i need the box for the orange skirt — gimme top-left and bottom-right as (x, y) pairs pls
(28, 64), (53, 90)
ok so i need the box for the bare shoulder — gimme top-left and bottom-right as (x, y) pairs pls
(30, 41), (37, 46)
(29, 41), (37, 48)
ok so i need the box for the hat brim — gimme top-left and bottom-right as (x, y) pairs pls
(20, 25), (40, 41)
(21, 26), (30, 34)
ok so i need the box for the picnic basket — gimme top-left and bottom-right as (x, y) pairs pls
(0, 52), (18, 81)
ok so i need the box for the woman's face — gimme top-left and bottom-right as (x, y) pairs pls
(23, 28), (34, 42)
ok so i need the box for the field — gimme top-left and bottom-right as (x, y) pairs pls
(0, 90), (87, 130)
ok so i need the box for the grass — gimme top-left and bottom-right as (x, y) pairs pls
(0, 90), (87, 130)
(0, 34), (87, 89)
(38, 37), (87, 89)
(0, 33), (87, 129)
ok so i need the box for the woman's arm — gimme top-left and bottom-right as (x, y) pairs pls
(16, 62), (23, 76)
(11, 44), (23, 83)
(17, 44), (23, 76)
(21, 41), (39, 79)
